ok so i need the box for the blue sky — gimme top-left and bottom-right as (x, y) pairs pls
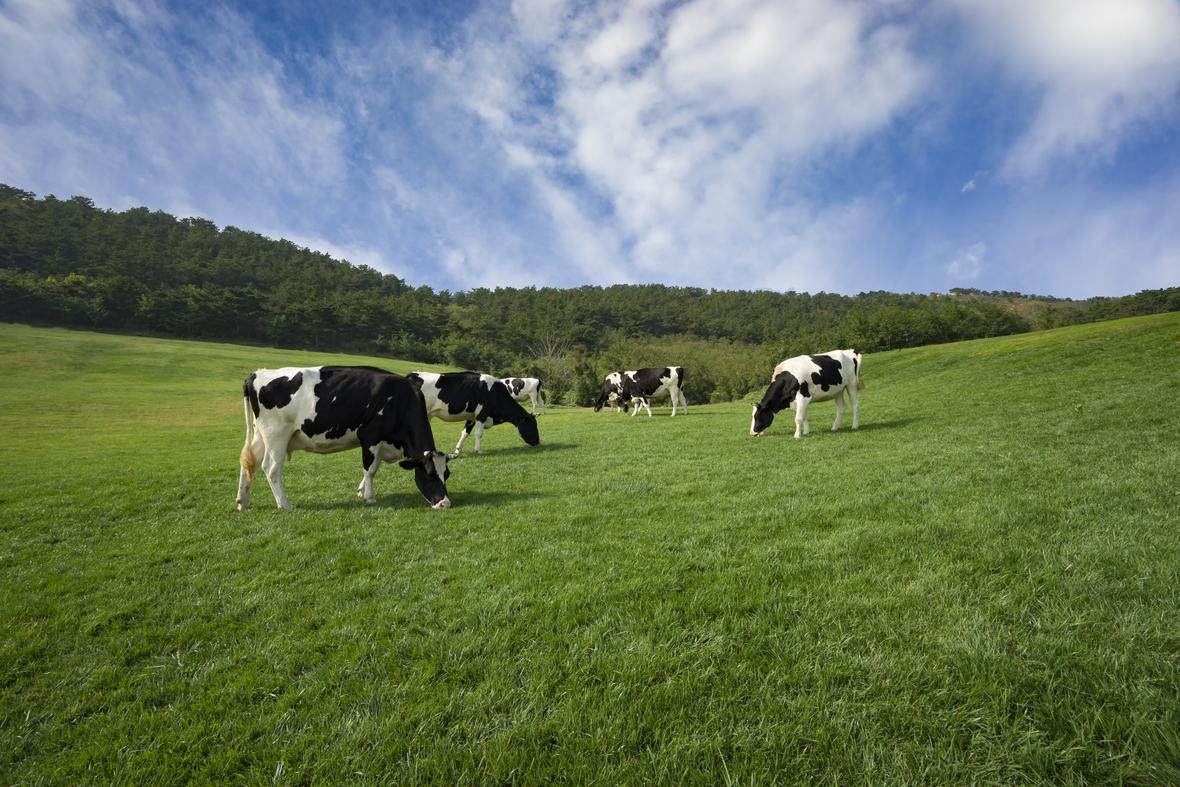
(2, 0), (1178, 298)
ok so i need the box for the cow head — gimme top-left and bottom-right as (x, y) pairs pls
(750, 372), (799, 436)
(750, 403), (776, 436)
(399, 450), (452, 508)
(593, 379), (622, 412)
(516, 412), (540, 446)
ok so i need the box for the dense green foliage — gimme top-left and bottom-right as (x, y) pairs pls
(3, 183), (1178, 404)
(2, 316), (1178, 783)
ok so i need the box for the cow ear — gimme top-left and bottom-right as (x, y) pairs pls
(398, 458), (419, 470)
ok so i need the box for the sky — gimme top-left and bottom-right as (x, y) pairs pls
(2, 0), (1179, 298)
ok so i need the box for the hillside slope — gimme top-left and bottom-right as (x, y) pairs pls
(1, 315), (1178, 783)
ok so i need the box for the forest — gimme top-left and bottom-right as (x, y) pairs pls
(3, 183), (1178, 404)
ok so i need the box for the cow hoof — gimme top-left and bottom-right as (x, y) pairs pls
(363, 498), (376, 505)
(236, 501), (248, 511)
(279, 503), (294, 511)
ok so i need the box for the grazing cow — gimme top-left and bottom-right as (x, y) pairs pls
(409, 371), (540, 455)
(593, 367), (688, 417)
(236, 366), (452, 511)
(750, 350), (863, 438)
(501, 376), (547, 414)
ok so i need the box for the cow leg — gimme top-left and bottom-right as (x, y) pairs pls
(670, 389), (677, 417)
(454, 420), (476, 455)
(832, 389), (846, 431)
(453, 417), (486, 455)
(847, 380), (860, 429)
(794, 399), (810, 439)
(236, 468), (251, 511)
(539, 390), (547, 415)
(643, 398), (652, 417)
(260, 434), (294, 510)
(680, 389), (689, 414)
(356, 444), (380, 504)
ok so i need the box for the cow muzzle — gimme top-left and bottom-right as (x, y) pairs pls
(432, 497), (452, 510)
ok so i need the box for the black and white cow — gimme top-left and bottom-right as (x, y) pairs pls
(593, 367), (688, 417)
(236, 366), (452, 511)
(750, 350), (863, 438)
(500, 376), (547, 414)
(409, 371), (540, 455)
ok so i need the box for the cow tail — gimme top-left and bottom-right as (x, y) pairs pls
(854, 351), (865, 390)
(240, 378), (258, 482)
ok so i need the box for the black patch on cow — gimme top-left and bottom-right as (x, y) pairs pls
(808, 355), (844, 392)
(301, 366), (391, 439)
(853, 354), (859, 377)
(432, 373), (484, 417)
(258, 372), (303, 410)
(506, 377), (526, 396)
(799, 381), (810, 399)
(625, 367), (672, 398)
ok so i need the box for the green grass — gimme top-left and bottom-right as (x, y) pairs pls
(2, 317), (1179, 784)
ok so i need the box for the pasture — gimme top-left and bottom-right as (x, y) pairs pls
(2, 316), (1179, 783)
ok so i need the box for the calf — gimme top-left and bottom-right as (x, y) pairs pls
(409, 371), (540, 455)
(236, 366), (451, 511)
(501, 376), (547, 414)
(750, 350), (863, 438)
(593, 367), (688, 417)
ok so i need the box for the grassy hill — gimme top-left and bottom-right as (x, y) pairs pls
(2, 316), (1178, 783)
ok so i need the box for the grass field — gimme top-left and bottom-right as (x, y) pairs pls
(2, 316), (1179, 784)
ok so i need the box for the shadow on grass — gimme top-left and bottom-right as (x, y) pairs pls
(458, 441), (577, 458)
(747, 416), (922, 438)
(292, 487), (546, 511)
(851, 417), (922, 432)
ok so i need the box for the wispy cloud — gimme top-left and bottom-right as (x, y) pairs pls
(1, 0), (1178, 297)
(949, 0), (1180, 177)
(0, 0), (346, 229)
(947, 241), (986, 280)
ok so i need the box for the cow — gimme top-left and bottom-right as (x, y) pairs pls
(409, 371), (540, 455)
(593, 367), (688, 417)
(750, 350), (863, 438)
(500, 376), (547, 414)
(236, 366), (452, 511)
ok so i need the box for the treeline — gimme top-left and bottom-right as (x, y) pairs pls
(3, 184), (1178, 404)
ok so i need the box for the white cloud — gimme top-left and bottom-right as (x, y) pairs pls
(427, 0), (929, 291)
(950, 0), (1180, 176)
(961, 178), (976, 193)
(277, 232), (402, 278)
(947, 241), (986, 280)
(0, 0), (346, 225)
